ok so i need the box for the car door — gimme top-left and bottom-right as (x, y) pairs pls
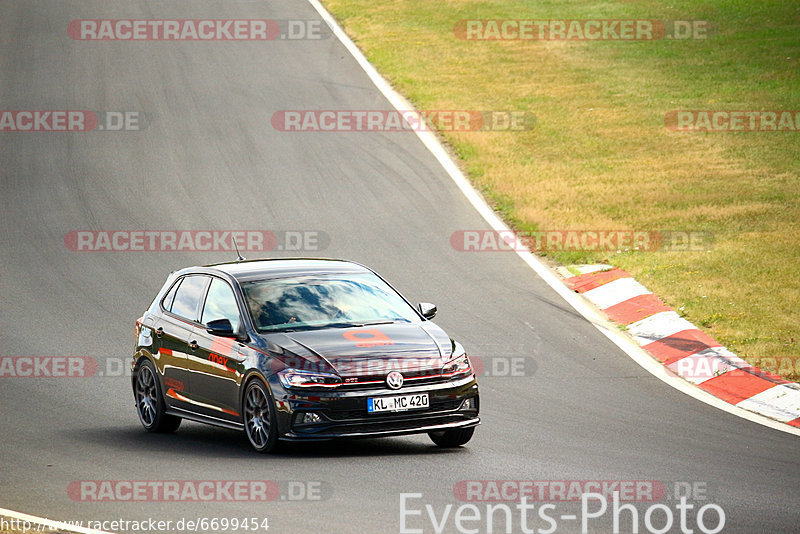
(154, 274), (210, 411)
(186, 276), (248, 422)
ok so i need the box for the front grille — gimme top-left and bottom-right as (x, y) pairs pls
(337, 374), (449, 391)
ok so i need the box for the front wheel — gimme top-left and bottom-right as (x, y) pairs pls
(243, 378), (280, 453)
(134, 359), (181, 433)
(429, 426), (475, 447)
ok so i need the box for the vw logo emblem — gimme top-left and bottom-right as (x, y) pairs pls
(386, 371), (404, 390)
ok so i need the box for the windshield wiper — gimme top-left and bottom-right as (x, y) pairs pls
(321, 320), (397, 329)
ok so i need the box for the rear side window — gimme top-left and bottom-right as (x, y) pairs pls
(161, 279), (181, 311)
(169, 275), (209, 321)
(201, 278), (242, 331)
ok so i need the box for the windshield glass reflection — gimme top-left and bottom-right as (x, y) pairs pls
(241, 273), (420, 332)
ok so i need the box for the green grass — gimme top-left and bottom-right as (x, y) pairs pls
(321, 0), (800, 380)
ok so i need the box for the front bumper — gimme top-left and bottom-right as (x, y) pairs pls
(272, 375), (480, 441)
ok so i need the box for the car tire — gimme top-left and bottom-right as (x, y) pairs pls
(134, 359), (181, 433)
(243, 378), (280, 453)
(428, 426), (475, 447)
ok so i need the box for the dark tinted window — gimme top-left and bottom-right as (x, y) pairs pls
(201, 278), (241, 331)
(170, 275), (209, 321)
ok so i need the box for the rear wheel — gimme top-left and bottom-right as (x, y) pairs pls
(243, 378), (279, 453)
(134, 359), (181, 433)
(429, 426), (474, 447)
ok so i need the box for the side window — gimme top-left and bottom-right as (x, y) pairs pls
(201, 278), (241, 332)
(170, 275), (209, 321)
(161, 278), (181, 312)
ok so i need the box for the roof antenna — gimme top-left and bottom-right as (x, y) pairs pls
(232, 235), (245, 262)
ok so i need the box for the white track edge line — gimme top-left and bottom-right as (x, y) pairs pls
(0, 507), (113, 534)
(307, 0), (800, 437)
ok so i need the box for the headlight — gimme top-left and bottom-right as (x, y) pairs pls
(442, 354), (472, 379)
(278, 369), (342, 388)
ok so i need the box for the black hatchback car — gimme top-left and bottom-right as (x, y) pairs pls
(132, 258), (479, 452)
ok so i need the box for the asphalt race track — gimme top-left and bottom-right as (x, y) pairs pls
(1, 2), (798, 533)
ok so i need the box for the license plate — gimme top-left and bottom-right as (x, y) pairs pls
(367, 393), (429, 413)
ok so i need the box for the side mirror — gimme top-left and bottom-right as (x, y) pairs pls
(417, 302), (437, 320)
(206, 318), (236, 337)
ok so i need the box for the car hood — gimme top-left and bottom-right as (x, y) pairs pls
(262, 322), (454, 378)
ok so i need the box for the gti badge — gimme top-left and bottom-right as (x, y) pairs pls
(386, 371), (404, 390)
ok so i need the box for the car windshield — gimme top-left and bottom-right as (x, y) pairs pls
(241, 273), (421, 332)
